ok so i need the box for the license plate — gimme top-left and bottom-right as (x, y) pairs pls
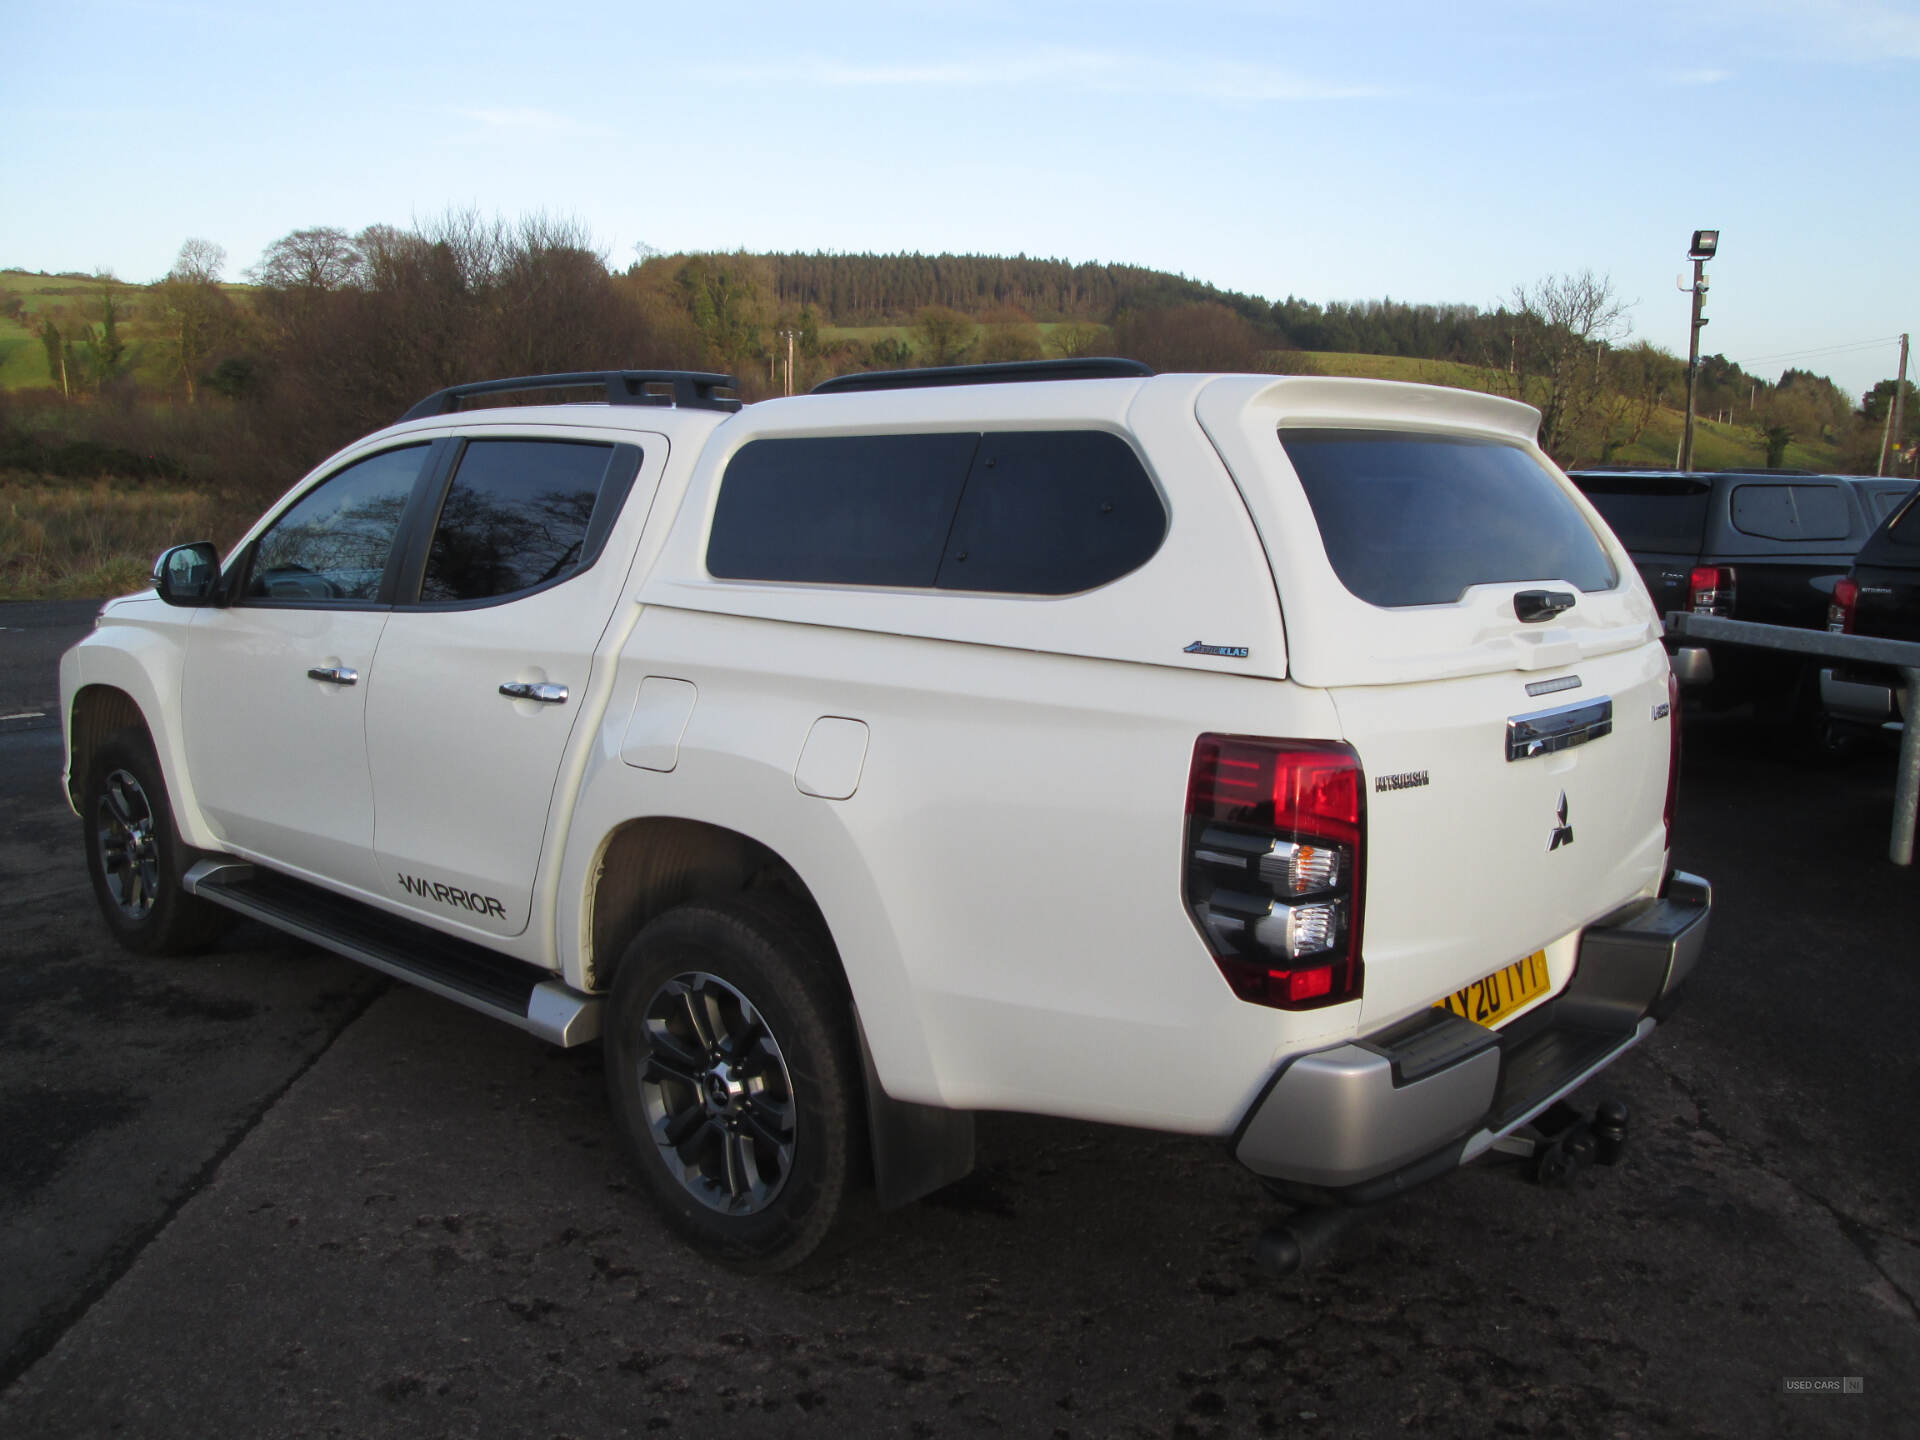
(1435, 951), (1549, 1027)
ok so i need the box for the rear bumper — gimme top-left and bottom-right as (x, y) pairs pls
(1668, 645), (1714, 686)
(1233, 869), (1711, 1203)
(1821, 667), (1905, 727)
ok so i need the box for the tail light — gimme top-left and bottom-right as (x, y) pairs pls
(1663, 670), (1682, 851)
(1828, 577), (1858, 634)
(1184, 735), (1364, 1010)
(1689, 565), (1734, 616)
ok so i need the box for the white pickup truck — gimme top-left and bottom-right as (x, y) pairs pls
(60, 360), (1709, 1270)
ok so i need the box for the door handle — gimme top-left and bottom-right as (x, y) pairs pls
(499, 681), (569, 704)
(307, 665), (359, 685)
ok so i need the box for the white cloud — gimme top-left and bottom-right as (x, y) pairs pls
(1659, 67), (1732, 86)
(703, 48), (1387, 103)
(1728, 0), (1920, 62)
(450, 107), (609, 139)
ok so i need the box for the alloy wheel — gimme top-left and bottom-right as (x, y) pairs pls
(95, 768), (161, 921)
(636, 971), (797, 1215)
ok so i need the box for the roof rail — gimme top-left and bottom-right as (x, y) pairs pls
(399, 370), (742, 423)
(810, 357), (1152, 396)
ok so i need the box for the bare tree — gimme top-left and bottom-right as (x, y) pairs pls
(158, 239), (237, 403)
(975, 306), (1043, 363)
(1047, 321), (1107, 359)
(250, 227), (361, 290)
(172, 237), (227, 285)
(1490, 270), (1631, 462)
(912, 305), (976, 367)
(1112, 302), (1260, 373)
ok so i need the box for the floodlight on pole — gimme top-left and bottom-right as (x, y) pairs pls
(1678, 228), (1718, 472)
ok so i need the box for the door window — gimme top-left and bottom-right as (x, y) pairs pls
(245, 446), (428, 603)
(419, 440), (620, 603)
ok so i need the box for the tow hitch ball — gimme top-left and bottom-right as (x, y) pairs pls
(1495, 1097), (1631, 1186)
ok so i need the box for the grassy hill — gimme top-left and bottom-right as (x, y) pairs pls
(1, 269), (1846, 476)
(815, 324), (1847, 473)
(0, 268), (252, 393)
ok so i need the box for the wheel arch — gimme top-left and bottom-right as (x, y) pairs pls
(582, 814), (976, 1209)
(67, 683), (148, 808)
(62, 621), (222, 851)
(584, 815), (830, 994)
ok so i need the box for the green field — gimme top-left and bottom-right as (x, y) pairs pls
(0, 267), (252, 393)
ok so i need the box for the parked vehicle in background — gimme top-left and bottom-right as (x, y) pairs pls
(1849, 476), (1916, 527)
(1823, 485), (1920, 735)
(1567, 469), (1877, 745)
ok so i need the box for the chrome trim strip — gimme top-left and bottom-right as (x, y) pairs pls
(499, 681), (569, 704)
(1506, 695), (1614, 762)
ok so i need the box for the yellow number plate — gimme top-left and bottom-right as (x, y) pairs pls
(1435, 951), (1550, 1027)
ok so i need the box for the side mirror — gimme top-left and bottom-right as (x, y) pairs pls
(153, 542), (221, 606)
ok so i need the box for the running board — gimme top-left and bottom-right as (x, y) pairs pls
(182, 860), (601, 1046)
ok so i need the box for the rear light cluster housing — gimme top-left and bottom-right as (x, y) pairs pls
(1184, 735), (1364, 1010)
(1828, 577), (1858, 634)
(1689, 565), (1735, 616)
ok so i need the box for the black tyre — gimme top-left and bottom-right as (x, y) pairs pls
(603, 896), (859, 1271)
(81, 728), (231, 956)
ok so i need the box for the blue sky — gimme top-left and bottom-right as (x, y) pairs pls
(7, 0), (1916, 400)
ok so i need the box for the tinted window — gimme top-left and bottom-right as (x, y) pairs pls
(1869, 486), (1911, 522)
(1730, 483), (1852, 541)
(421, 440), (615, 603)
(707, 434), (979, 586)
(246, 445), (427, 602)
(1572, 477), (1710, 553)
(1282, 430), (1617, 608)
(1885, 494), (1920, 547)
(936, 430), (1165, 594)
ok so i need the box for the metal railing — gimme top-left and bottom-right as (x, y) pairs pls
(1666, 612), (1920, 864)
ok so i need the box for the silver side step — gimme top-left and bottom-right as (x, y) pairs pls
(183, 860), (601, 1047)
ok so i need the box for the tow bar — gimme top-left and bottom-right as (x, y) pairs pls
(1491, 1097), (1631, 1187)
(1253, 1097), (1632, 1273)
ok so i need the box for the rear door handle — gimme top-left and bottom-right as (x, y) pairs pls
(499, 681), (569, 704)
(307, 665), (359, 686)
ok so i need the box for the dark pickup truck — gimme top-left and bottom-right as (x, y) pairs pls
(1567, 470), (1880, 733)
(1823, 482), (1920, 732)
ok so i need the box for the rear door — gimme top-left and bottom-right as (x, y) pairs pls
(1196, 379), (1672, 1032)
(365, 433), (659, 936)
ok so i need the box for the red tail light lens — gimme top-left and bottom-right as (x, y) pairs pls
(1828, 577), (1858, 634)
(1663, 670), (1681, 851)
(1689, 565), (1734, 616)
(1185, 735), (1364, 1010)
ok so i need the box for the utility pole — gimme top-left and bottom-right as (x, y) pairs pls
(776, 329), (798, 397)
(1878, 332), (1910, 477)
(1678, 230), (1718, 473)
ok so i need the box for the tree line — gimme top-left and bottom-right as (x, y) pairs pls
(3, 216), (1909, 501)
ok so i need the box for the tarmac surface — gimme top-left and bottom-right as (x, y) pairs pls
(1, 598), (1914, 1438)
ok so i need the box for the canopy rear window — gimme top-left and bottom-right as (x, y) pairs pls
(1571, 475), (1711, 553)
(1281, 429), (1617, 608)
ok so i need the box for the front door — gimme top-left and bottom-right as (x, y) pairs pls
(182, 443), (433, 892)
